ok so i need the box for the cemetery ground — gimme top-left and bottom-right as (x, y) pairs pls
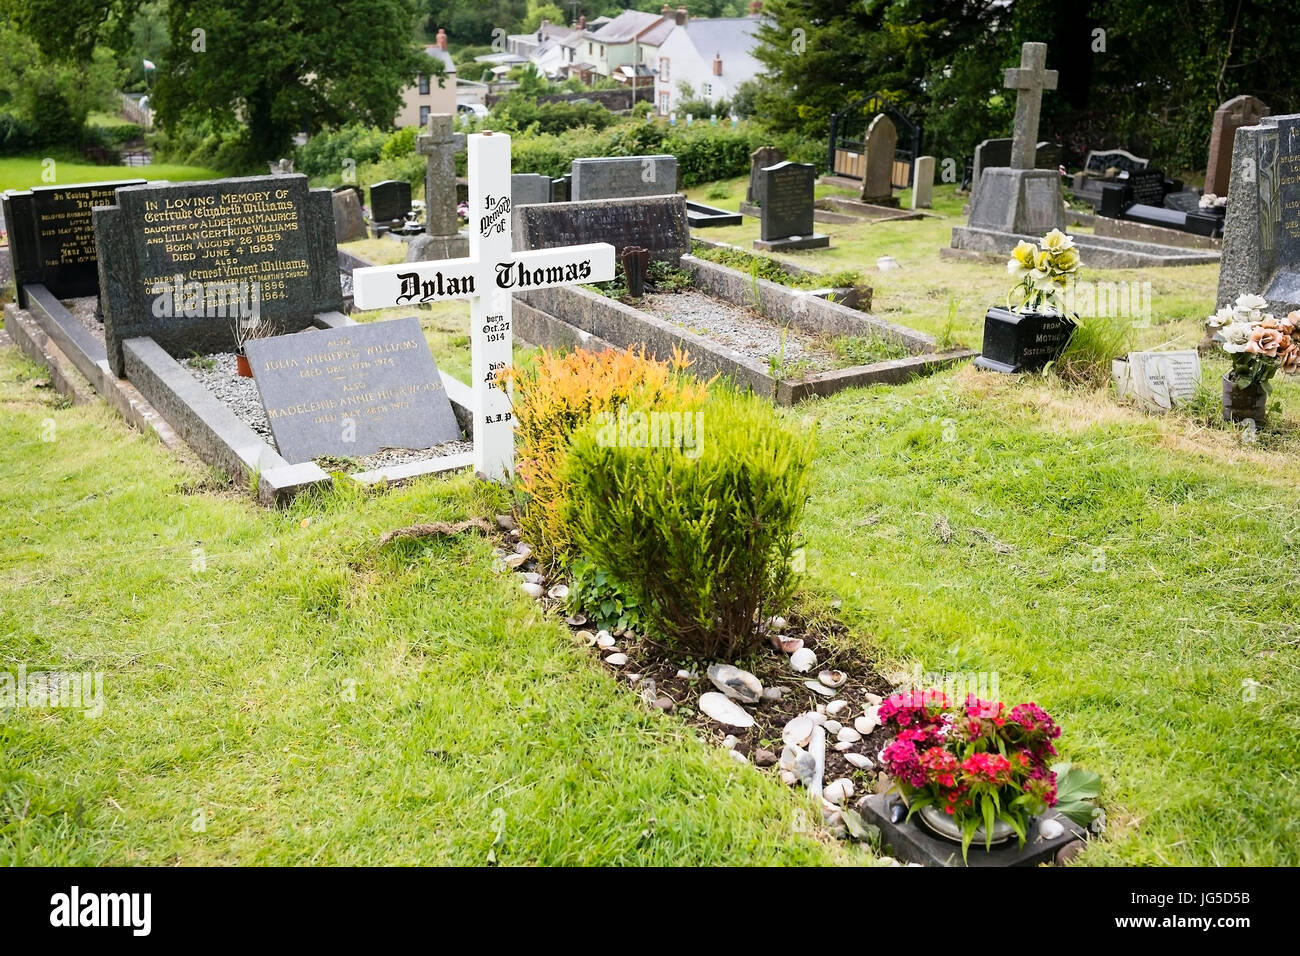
(3, 185), (1298, 863)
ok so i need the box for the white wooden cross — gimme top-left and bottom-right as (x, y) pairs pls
(353, 132), (615, 481)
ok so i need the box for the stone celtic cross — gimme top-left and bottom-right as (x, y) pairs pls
(416, 114), (465, 237)
(1004, 42), (1058, 170)
(353, 132), (616, 481)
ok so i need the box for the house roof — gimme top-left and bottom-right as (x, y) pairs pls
(637, 18), (677, 47)
(423, 45), (457, 72)
(584, 10), (663, 43)
(681, 18), (761, 78)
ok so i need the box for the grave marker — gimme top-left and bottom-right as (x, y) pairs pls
(353, 132), (616, 481)
(416, 113), (468, 258)
(570, 155), (677, 201)
(754, 162), (830, 252)
(1206, 95), (1269, 197)
(369, 180), (412, 224)
(2, 179), (145, 306)
(245, 316), (461, 463)
(94, 174), (342, 376)
(514, 194), (691, 264)
(859, 114), (898, 205)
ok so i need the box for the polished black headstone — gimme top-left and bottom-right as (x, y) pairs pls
(94, 174), (342, 376)
(369, 180), (412, 223)
(973, 306), (1075, 374)
(756, 161), (816, 241)
(1, 179), (145, 306)
(513, 194), (690, 264)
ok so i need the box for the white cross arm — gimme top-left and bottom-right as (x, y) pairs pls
(351, 243), (617, 311)
(1004, 66), (1058, 90)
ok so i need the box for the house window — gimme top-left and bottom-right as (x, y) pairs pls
(420, 106), (430, 126)
(418, 74), (430, 95)
(659, 57), (669, 81)
(587, 42), (593, 55)
(659, 92), (669, 115)
(702, 82), (712, 97)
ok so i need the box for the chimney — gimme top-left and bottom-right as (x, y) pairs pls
(675, 6), (688, 25)
(712, 53), (722, 76)
(436, 28), (448, 50)
(661, 3), (671, 12)
(577, 15), (586, 30)
(748, 1), (763, 15)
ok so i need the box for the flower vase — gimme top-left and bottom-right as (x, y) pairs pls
(235, 351), (253, 378)
(917, 804), (1016, 847)
(1221, 373), (1267, 426)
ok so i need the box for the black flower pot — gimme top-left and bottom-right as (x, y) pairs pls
(1222, 373), (1268, 425)
(973, 307), (1077, 374)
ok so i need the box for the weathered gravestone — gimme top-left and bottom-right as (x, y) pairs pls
(1217, 113), (1300, 313)
(912, 155), (935, 209)
(1206, 94), (1270, 197)
(369, 180), (412, 224)
(970, 139), (1061, 204)
(2, 179), (145, 306)
(740, 145), (784, 216)
(416, 113), (468, 258)
(753, 162), (830, 251)
(331, 189), (368, 243)
(245, 315), (461, 463)
(965, 42), (1064, 234)
(860, 114), (898, 206)
(514, 194), (691, 264)
(94, 174), (343, 376)
(353, 131), (616, 481)
(511, 174), (552, 207)
(570, 155), (677, 201)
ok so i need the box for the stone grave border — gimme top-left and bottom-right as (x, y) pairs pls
(4, 284), (475, 505)
(950, 224), (1219, 268)
(513, 254), (974, 405)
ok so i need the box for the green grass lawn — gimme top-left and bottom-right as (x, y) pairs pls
(3, 175), (1296, 866)
(0, 157), (224, 195)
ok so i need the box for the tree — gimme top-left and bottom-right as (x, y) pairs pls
(3, 0), (430, 163)
(0, 20), (122, 146)
(521, 1), (565, 33)
(425, 0), (526, 45)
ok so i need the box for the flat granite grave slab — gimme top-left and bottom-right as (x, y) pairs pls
(245, 316), (462, 464)
(861, 792), (1087, 867)
(513, 194), (690, 264)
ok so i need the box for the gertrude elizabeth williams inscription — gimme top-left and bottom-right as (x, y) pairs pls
(95, 174), (341, 375)
(244, 316), (461, 464)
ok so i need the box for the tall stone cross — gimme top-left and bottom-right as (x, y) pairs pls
(353, 132), (616, 481)
(417, 113), (465, 237)
(1004, 42), (1057, 170)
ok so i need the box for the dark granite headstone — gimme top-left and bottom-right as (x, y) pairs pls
(757, 161), (815, 241)
(1083, 148), (1148, 175)
(570, 155), (677, 201)
(1127, 168), (1167, 207)
(973, 306), (1075, 374)
(549, 177), (570, 203)
(2, 179), (145, 306)
(245, 316), (461, 464)
(513, 194), (690, 264)
(94, 174), (343, 376)
(369, 180), (411, 223)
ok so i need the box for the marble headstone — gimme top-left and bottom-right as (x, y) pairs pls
(912, 156), (935, 209)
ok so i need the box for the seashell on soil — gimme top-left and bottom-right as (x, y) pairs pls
(804, 680), (837, 698)
(575, 630), (597, 645)
(818, 669), (847, 689)
(596, 630), (616, 648)
(824, 720), (843, 735)
(520, 581), (545, 599)
(707, 664), (763, 704)
(565, 613), (587, 627)
(782, 715), (814, 748)
(826, 699), (849, 717)
(727, 749), (748, 764)
(721, 735), (739, 750)
(823, 778), (855, 805)
(836, 726), (862, 744)
(698, 692), (756, 729)
(806, 711), (827, 726)
(505, 552), (530, 569)
(547, 584), (569, 601)
(522, 571), (544, 584)
(845, 753), (874, 770)
(789, 647), (817, 673)
(854, 712), (879, 736)
(603, 653), (628, 666)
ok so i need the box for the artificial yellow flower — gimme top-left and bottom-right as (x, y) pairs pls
(1053, 248), (1080, 272)
(1010, 240), (1037, 269)
(1040, 228), (1074, 253)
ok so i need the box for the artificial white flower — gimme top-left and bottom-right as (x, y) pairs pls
(1039, 228), (1075, 253)
(1219, 322), (1255, 352)
(1235, 293), (1268, 312)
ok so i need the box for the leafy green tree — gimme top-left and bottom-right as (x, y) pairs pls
(521, 1), (565, 33)
(425, 0), (526, 45)
(4, 0), (430, 163)
(0, 20), (121, 146)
